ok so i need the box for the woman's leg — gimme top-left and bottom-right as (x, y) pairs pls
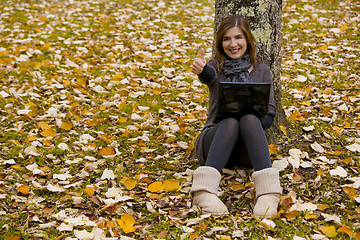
(191, 118), (239, 215)
(238, 114), (272, 171)
(202, 118), (240, 173)
(236, 114), (281, 218)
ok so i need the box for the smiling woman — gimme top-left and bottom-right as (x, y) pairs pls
(190, 15), (281, 218)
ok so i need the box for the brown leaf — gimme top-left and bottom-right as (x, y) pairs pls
(157, 230), (168, 238)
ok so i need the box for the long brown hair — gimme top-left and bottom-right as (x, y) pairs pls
(214, 15), (258, 72)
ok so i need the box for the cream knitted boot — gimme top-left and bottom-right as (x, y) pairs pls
(252, 167), (282, 219)
(190, 166), (229, 216)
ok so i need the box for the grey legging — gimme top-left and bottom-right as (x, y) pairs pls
(202, 114), (272, 172)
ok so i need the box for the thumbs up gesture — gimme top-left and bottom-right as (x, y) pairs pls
(191, 48), (206, 75)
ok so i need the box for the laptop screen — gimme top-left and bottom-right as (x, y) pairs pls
(216, 82), (270, 122)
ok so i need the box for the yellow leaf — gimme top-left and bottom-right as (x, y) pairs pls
(12, 165), (24, 171)
(98, 146), (116, 156)
(289, 111), (305, 121)
(40, 128), (57, 137)
(118, 117), (127, 123)
(39, 16), (48, 22)
(86, 119), (99, 127)
(148, 182), (163, 193)
(162, 179), (181, 191)
(230, 183), (245, 191)
(317, 204), (329, 211)
(283, 210), (299, 219)
(332, 126), (341, 135)
(320, 44), (328, 51)
(319, 225), (337, 238)
(106, 220), (115, 228)
(60, 122), (73, 130)
(305, 213), (317, 220)
(113, 73), (124, 80)
(338, 225), (353, 237)
(328, 150), (342, 156)
(343, 186), (358, 200)
(38, 122), (51, 130)
(355, 232), (360, 240)
(84, 185), (95, 196)
(300, 101), (311, 106)
(35, 62), (42, 69)
(116, 214), (136, 234)
(63, 79), (71, 86)
(44, 139), (51, 146)
(27, 135), (38, 142)
(122, 178), (137, 190)
(269, 144), (279, 155)
(323, 87), (334, 95)
(339, 24), (348, 31)
(140, 147), (148, 153)
(40, 43), (51, 51)
(17, 184), (29, 195)
(280, 125), (287, 135)
(340, 157), (352, 165)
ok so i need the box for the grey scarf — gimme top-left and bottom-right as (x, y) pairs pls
(222, 54), (252, 82)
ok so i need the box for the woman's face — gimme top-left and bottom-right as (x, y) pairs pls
(222, 27), (247, 59)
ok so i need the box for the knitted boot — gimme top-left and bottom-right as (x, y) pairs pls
(190, 166), (229, 216)
(252, 167), (282, 219)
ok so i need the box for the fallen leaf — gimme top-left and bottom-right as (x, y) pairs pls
(148, 182), (163, 192)
(98, 146), (116, 156)
(40, 128), (57, 137)
(319, 225), (337, 238)
(162, 179), (181, 191)
(122, 178), (137, 191)
(61, 122), (73, 130)
(116, 214), (136, 234)
(17, 184), (29, 195)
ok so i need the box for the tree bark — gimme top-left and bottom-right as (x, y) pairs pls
(214, 0), (289, 142)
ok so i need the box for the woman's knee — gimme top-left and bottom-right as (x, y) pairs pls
(219, 118), (240, 131)
(239, 114), (261, 128)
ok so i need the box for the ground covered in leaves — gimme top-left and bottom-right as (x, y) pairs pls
(0, 0), (359, 239)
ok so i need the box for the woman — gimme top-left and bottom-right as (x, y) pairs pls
(190, 15), (282, 218)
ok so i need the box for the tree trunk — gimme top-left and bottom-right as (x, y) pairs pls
(214, 0), (289, 142)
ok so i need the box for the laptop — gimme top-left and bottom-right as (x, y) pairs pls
(215, 82), (271, 123)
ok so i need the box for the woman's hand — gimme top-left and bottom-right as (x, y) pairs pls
(191, 48), (206, 75)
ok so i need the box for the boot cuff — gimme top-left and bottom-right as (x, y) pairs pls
(252, 167), (282, 198)
(190, 166), (222, 195)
